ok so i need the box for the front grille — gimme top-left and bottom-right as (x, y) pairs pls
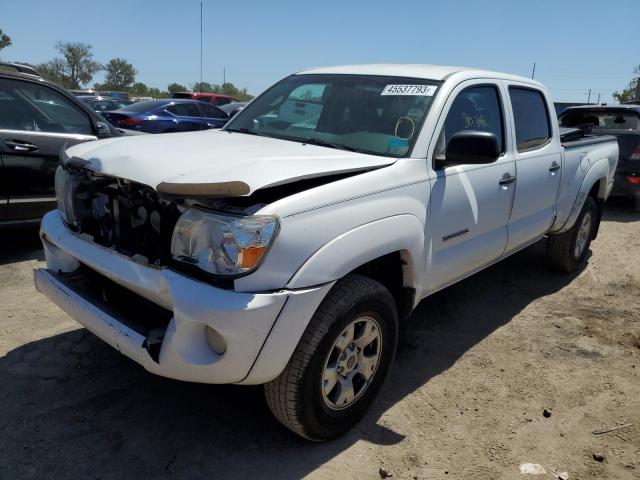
(74, 179), (182, 266)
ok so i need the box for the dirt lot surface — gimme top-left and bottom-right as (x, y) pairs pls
(1, 199), (639, 480)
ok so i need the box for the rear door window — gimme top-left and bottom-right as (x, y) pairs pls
(198, 103), (227, 118)
(167, 103), (201, 117)
(509, 87), (551, 151)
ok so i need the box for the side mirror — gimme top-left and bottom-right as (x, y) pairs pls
(438, 130), (500, 168)
(95, 121), (111, 138)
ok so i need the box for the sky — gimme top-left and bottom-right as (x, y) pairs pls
(0, 0), (636, 103)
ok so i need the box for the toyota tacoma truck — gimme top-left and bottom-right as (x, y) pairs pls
(34, 64), (618, 440)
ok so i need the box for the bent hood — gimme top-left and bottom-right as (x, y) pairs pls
(66, 130), (396, 197)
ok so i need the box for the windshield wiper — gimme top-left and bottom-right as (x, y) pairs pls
(225, 127), (261, 136)
(301, 137), (357, 152)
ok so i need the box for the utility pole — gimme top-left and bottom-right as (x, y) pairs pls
(531, 62), (536, 79)
(199, 1), (203, 93)
(587, 89), (591, 103)
(596, 93), (601, 104)
(223, 67), (226, 85)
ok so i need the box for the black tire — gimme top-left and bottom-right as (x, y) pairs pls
(547, 196), (598, 272)
(264, 274), (398, 441)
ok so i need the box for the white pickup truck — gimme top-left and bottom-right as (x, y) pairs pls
(35, 64), (618, 440)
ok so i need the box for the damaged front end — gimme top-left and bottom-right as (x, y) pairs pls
(53, 161), (283, 287)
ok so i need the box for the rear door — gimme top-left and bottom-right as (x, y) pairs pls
(165, 103), (205, 131)
(0, 77), (97, 221)
(504, 85), (561, 252)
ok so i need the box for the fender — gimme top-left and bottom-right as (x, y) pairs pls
(287, 214), (426, 291)
(553, 158), (609, 234)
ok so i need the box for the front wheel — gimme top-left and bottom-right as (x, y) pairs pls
(264, 274), (398, 440)
(547, 196), (598, 272)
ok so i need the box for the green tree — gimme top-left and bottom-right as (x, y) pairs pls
(167, 82), (187, 94)
(36, 58), (67, 85)
(613, 65), (640, 104)
(192, 81), (213, 93)
(210, 82), (253, 101)
(0, 29), (11, 60)
(128, 82), (149, 97)
(38, 41), (102, 89)
(146, 87), (169, 99)
(99, 58), (136, 90)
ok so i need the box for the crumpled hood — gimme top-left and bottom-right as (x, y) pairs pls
(66, 130), (396, 196)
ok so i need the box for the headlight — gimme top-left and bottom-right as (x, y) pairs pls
(171, 208), (279, 276)
(54, 166), (78, 227)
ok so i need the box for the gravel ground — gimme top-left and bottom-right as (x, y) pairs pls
(1, 198), (638, 480)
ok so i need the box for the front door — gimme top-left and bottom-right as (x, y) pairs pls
(0, 77), (97, 221)
(425, 81), (516, 293)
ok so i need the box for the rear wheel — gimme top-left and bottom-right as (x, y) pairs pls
(264, 274), (398, 440)
(547, 196), (598, 272)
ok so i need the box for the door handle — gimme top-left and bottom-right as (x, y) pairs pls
(499, 173), (516, 186)
(549, 161), (561, 172)
(5, 140), (39, 152)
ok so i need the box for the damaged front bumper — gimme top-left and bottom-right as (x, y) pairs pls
(35, 211), (332, 385)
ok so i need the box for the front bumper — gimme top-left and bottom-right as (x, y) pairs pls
(35, 211), (332, 384)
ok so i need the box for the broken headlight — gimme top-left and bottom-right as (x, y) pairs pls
(171, 208), (279, 276)
(54, 166), (79, 227)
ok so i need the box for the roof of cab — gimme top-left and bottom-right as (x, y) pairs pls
(297, 63), (542, 86)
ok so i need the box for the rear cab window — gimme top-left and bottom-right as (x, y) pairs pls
(560, 109), (639, 131)
(509, 87), (551, 151)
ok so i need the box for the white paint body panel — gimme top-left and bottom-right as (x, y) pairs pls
(37, 64), (618, 385)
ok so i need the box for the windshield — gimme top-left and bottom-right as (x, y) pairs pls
(560, 109), (639, 130)
(226, 74), (440, 157)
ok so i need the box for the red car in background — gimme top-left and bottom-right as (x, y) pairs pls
(171, 91), (239, 106)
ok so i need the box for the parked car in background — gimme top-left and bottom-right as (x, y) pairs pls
(79, 95), (130, 115)
(97, 91), (129, 101)
(171, 91), (239, 106)
(102, 99), (229, 133)
(554, 101), (594, 116)
(219, 101), (247, 118)
(0, 64), (123, 226)
(559, 104), (640, 210)
(70, 89), (97, 97)
(0, 62), (41, 76)
(36, 64), (618, 440)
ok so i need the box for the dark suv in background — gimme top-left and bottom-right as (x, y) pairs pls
(560, 104), (640, 211)
(0, 63), (123, 226)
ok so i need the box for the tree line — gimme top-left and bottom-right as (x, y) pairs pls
(613, 65), (640, 104)
(0, 31), (253, 101)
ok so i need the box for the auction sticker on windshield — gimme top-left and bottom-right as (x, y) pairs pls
(381, 85), (437, 96)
